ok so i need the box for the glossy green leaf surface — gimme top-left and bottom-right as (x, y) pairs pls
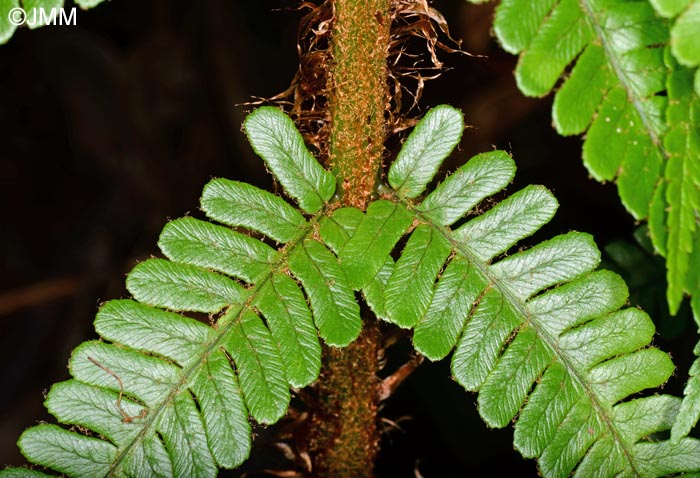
(413, 256), (489, 360)
(318, 206), (364, 253)
(244, 106), (335, 213)
(94, 299), (212, 368)
(159, 217), (278, 284)
(18, 425), (116, 478)
(289, 238), (361, 347)
(224, 310), (290, 424)
(663, 65), (700, 311)
(126, 258), (245, 313)
(672, 357), (700, 441)
(418, 150), (515, 226)
(0, 468), (56, 478)
(512, 0), (594, 97)
(651, 0), (692, 17)
(672, 293), (700, 441)
(384, 224), (452, 328)
(453, 185), (558, 261)
(254, 272), (322, 387)
(339, 200), (413, 289)
(190, 353), (250, 468)
(671, 2), (700, 68)
(201, 179), (306, 243)
(653, 0), (700, 81)
(388, 105), (464, 199)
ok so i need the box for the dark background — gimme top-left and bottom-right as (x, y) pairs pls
(0, 1), (694, 476)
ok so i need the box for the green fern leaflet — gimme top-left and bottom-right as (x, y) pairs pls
(471, 0), (700, 315)
(4, 105), (700, 477)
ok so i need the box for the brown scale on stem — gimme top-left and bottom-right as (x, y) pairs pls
(257, 0), (465, 173)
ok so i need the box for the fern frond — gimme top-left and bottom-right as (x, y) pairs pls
(337, 104), (700, 476)
(656, 61), (700, 313)
(7, 101), (700, 477)
(494, 0), (668, 219)
(5, 107), (357, 477)
(479, 0), (700, 314)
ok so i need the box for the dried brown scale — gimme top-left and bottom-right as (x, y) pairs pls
(245, 1), (333, 162)
(254, 0), (465, 164)
(385, 0), (467, 131)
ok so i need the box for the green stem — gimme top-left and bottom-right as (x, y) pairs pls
(328, 0), (391, 209)
(309, 322), (383, 477)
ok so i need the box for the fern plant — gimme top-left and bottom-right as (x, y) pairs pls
(471, 0), (700, 318)
(4, 0), (700, 476)
(4, 103), (700, 477)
